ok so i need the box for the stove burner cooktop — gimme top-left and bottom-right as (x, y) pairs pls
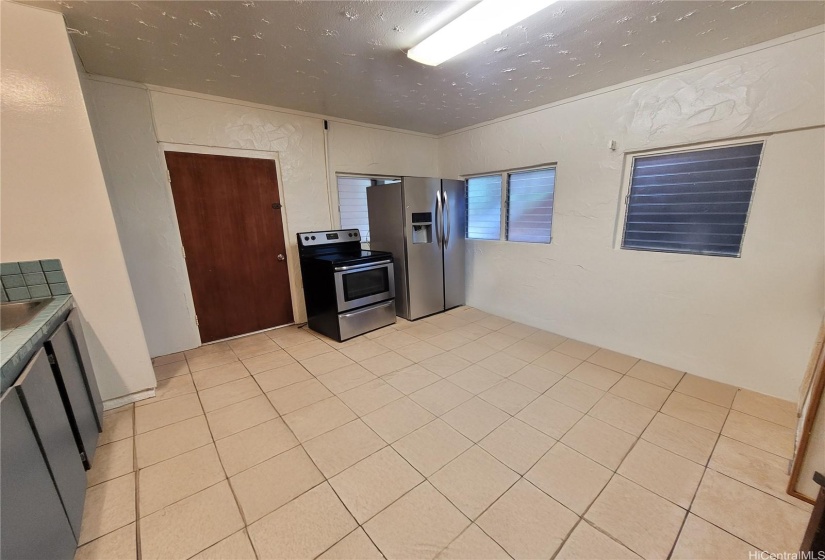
(297, 229), (392, 266)
(306, 250), (392, 266)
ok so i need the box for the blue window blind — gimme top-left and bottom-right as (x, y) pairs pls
(507, 168), (556, 243)
(466, 175), (502, 240)
(622, 143), (763, 257)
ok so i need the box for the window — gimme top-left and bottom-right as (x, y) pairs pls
(336, 176), (397, 241)
(622, 142), (763, 257)
(507, 168), (556, 243)
(465, 168), (556, 243)
(466, 175), (502, 240)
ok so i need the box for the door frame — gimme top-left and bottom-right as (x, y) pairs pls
(330, 172), (404, 231)
(158, 142), (300, 344)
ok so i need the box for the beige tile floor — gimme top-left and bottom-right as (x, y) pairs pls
(77, 307), (812, 560)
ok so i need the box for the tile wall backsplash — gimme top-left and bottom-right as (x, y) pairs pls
(1, 260), (70, 301)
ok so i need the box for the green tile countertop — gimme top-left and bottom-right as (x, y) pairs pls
(1, 295), (74, 394)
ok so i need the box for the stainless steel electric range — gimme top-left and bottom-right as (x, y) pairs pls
(297, 229), (396, 342)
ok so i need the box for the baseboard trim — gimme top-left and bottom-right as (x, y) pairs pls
(103, 388), (156, 410)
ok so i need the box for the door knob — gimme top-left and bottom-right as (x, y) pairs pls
(277, 254), (286, 261)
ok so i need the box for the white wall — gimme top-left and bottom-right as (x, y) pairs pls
(327, 121), (440, 228)
(82, 79), (201, 356)
(328, 122), (439, 180)
(438, 29), (825, 400)
(80, 79), (440, 356)
(0, 2), (155, 400)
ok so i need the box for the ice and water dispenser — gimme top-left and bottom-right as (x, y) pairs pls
(411, 212), (433, 244)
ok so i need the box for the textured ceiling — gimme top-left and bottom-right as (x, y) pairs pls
(22, 0), (825, 134)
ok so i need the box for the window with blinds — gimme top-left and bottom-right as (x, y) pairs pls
(506, 168), (556, 243)
(466, 175), (503, 240)
(622, 142), (763, 257)
(337, 176), (398, 241)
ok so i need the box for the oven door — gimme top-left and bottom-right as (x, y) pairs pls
(334, 260), (395, 312)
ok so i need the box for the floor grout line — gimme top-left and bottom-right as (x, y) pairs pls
(187, 370), (255, 560)
(183, 352), (245, 558)
(102, 311), (805, 560)
(241, 364), (348, 558)
(146, 357), (801, 556)
(132, 403), (143, 560)
(548, 381), (676, 559)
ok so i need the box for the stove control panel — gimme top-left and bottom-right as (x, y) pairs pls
(297, 229), (360, 247)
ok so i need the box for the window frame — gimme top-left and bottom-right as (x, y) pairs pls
(464, 163), (558, 244)
(464, 173), (504, 241)
(505, 167), (557, 244)
(615, 138), (766, 258)
(334, 173), (401, 242)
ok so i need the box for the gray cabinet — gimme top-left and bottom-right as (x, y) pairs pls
(46, 321), (100, 467)
(0, 307), (104, 558)
(13, 348), (87, 541)
(1, 388), (77, 559)
(66, 308), (103, 430)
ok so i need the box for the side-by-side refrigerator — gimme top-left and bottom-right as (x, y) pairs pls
(367, 177), (465, 321)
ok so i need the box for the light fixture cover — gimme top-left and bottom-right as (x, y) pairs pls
(408, 0), (559, 66)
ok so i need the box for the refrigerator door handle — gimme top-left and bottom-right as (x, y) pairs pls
(435, 191), (443, 247)
(443, 190), (451, 247)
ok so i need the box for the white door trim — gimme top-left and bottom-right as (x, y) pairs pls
(158, 142), (301, 340)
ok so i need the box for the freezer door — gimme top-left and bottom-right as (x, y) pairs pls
(367, 181), (409, 318)
(442, 179), (466, 309)
(403, 177), (445, 319)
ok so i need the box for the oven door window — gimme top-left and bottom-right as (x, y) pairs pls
(342, 267), (390, 302)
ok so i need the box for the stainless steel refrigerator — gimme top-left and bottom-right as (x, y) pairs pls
(367, 177), (465, 320)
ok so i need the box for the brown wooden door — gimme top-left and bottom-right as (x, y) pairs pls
(165, 151), (293, 343)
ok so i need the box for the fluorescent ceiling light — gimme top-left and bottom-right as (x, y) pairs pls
(408, 0), (558, 66)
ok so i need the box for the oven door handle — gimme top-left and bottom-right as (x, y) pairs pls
(333, 259), (392, 272)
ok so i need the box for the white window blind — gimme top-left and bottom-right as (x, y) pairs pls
(466, 175), (502, 240)
(506, 168), (556, 243)
(622, 142), (763, 257)
(337, 176), (373, 241)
